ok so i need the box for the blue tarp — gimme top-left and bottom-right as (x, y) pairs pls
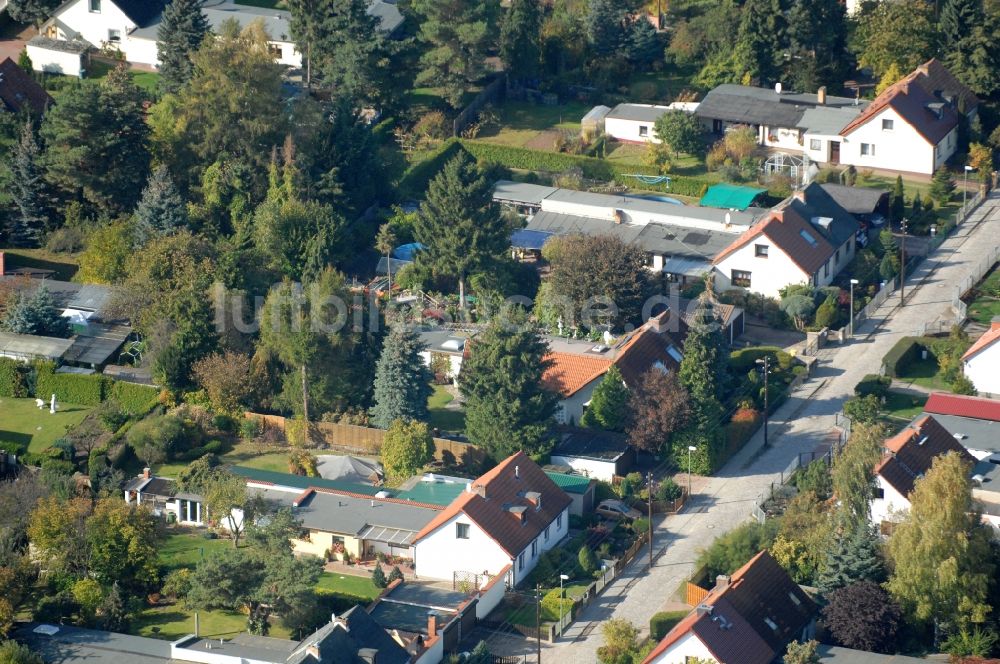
(392, 243), (426, 261)
(510, 229), (554, 250)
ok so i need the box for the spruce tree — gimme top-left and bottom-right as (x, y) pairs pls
(627, 19), (661, 71)
(369, 325), (433, 429)
(412, 0), (498, 107)
(2, 286), (71, 338)
(134, 165), (188, 247)
(413, 153), (509, 308)
(940, 0), (981, 48)
(580, 364), (629, 431)
(786, 0), (848, 87)
(586, 0), (626, 57)
(9, 120), (46, 247)
(889, 175), (905, 222)
(733, 0), (784, 85)
(500, 0), (542, 83)
(929, 167), (956, 204)
(157, 0), (210, 94)
(817, 521), (885, 595)
(460, 321), (558, 459)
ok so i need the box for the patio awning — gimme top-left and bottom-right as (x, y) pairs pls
(699, 183), (767, 211)
(662, 256), (711, 277)
(511, 229), (553, 250)
(359, 525), (416, 546)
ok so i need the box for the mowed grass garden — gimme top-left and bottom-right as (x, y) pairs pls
(139, 531), (380, 641)
(0, 397), (92, 453)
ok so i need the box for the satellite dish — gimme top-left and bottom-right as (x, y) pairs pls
(724, 212), (732, 226)
(774, 82), (782, 95)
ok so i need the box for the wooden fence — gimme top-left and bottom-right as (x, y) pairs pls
(453, 74), (507, 137)
(244, 413), (487, 470)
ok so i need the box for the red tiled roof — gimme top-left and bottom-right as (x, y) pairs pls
(924, 392), (1000, 422)
(541, 353), (611, 398)
(0, 57), (52, 116)
(962, 326), (1000, 361)
(643, 551), (816, 664)
(875, 415), (974, 497)
(714, 206), (835, 276)
(412, 452), (573, 557)
(841, 59), (967, 145)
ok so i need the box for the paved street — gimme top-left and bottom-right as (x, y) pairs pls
(508, 192), (1000, 661)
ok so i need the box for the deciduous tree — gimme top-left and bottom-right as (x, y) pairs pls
(460, 322), (558, 459)
(823, 581), (901, 653)
(626, 369), (690, 453)
(85, 499), (159, 594)
(783, 640), (820, 664)
(370, 325), (432, 429)
(381, 420), (435, 482)
(192, 351), (253, 413)
(157, 0), (210, 94)
(653, 110), (704, 157)
(202, 470), (252, 548)
(831, 421), (885, 529)
(853, 0), (937, 78)
(886, 452), (994, 632)
(26, 496), (91, 577)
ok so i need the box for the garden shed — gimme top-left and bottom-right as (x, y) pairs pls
(581, 105), (611, 136)
(25, 36), (89, 78)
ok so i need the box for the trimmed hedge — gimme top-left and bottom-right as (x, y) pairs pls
(855, 374), (891, 398)
(35, 363), (107, 406)
(882, 337), (922, 378)
(729, 346), (787, 372)
(650, 610), (690, 640)
(0, 358), (29, 397)
(109, 381), (159, 416)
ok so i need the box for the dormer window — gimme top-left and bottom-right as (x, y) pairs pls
(764, 617), (779, 632)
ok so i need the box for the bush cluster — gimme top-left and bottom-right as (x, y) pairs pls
(882, 337), (922, 377)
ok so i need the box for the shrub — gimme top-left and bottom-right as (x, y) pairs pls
(814, 295), (841, 329)
(650, 610), (689, 640)
(540, 587), (573, 620)
(108, 381), (160, 415)
(578, 545), (598, 574)
(0, 358), (28, 397)
(696, 520), (779, 580)
(843, 394), (880, 424)
(45, 227), (86, 253)
(882, 336), (921, 377)
(854, 374), (891, 399)
(0, 439), (27, 457)
(728, 346), (784, 372)
(34, 363), (107, 405)
(388, 566), (404, 584)
(371, 563), (387, 589)
(413, 111), (450, 142)
(725, 407), (761, 452)
(656, 478), (683, 502)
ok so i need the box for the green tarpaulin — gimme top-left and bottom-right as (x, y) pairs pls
(699, 183), (767, 211)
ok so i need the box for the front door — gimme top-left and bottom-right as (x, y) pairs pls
(830, 141), (841, 164)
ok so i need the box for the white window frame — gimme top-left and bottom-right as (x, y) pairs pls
(638, 125), (649, 138)
(456, 523), (470, 539)
(809, 138), (821, 151)
(861, 143), (875, 156)
(882, 119), (894, 131)
(107, 29), (121, 43)
(89, 0), (101, 12)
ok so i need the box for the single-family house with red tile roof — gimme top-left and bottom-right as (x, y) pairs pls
(542, 310), (688, 424)
(962, 318), (1000, 396)
(643, 550), (816, 664)
(412, 451), (573, 586)
(713, 183), (859, 298)
(871, 415), (975, 530)
(0, 57), (53, 116)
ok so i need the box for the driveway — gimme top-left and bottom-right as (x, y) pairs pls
(521, 193), (1000, 661)
(0, 38), (26, 62)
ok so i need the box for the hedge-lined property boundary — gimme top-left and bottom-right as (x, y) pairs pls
(398, 138), (717, 199)
(0, 360), (159, 414)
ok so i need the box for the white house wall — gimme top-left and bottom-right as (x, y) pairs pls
(47, 0), (136, 51)
(761, 125), (802, 152)
(414, 514), (513, 583)
(713, 235), (810, 299)
(605, 117), (662, 144)
(839, 107), (943, 175)
(121, 35), (158, 66)
(550, 455), (617, 482)
(557, 376), (602, 425)
(870, 476), (910, 529)
(646, 631), (718, 664)
(26, 44), (83, 76)
(510, 506), (568, 585)
(964, 352), (1000, 396)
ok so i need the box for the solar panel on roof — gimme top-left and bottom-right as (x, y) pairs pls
(682, 232), (710, 246)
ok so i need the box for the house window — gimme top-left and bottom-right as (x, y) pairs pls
(638, 125), (649, 138)
(755, 244), (769, 258)
(544, 525), (550, 541)
(556, 512), (562, 529)
(874, 487), (885, 499)
(809, 139), (821, 151)
(46, 25), (58, 38)
(882, 119), (894, 130)
(519, 552), (525, 570)
(268, 43), (283, 58)
(835, 248), (840, 264)
(89, 0), (101, 11)
(789, 591), (802, 606)
(861, 142), (875, 156)
(731, 270), (751, 288)
(764, 617), (779, 632)
(531, 540), (537, 557)
(108, 29), (121, 43)
(800, 229), (818, 247)
(456, 523), (470, 539)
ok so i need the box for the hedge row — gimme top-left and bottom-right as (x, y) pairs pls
(35, 363), (106, 406)
(855, 374), (891, 398)
(882, 337), (922, 377)
(0, 358), (29, 397)
(650, 610), (690, 640)
(728, 346), (794, 372)
(109, 380), (160, 416)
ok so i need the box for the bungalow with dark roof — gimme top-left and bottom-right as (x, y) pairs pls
(411, 451), (573, 586)
(870, 415), (975, 530)
(712, 183), (859, 298)
(643, 550), (816, 664)
(550, 428), (634, 482)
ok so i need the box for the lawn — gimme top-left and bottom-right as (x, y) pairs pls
(159, 531), (233, 573)
(156, 441), (290, 478)
(895, 356), (952, 391)
(474, 100), (593, 149)
(428, 384), (465, 433)
(316, 572), (380, 601)
(965, 263), (1000, 325)
(0, 398), (92, 453)
(881, 390), (928, 421)
(0, 248), (79, 280)
(134, 604), (292, 641)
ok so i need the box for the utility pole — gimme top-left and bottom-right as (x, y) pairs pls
(756, 356), (770, 448)
(899, 218), (907, 305)
(647, 472), (654, 571)
(535, 583), (541, 664)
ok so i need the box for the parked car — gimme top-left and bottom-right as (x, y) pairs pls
(596, 499), (642, 521)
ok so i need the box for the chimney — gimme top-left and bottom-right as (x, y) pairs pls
(614, 209), (625, 224)
(358, 648), (378, 664)
(427, 612), (438, 638)
(991, 316), (1000, 332)
(817, 86), (827, 105)
(715, 574), (730, 591)
(306, 645), (322, 661)
(471, 483), (487, 499)
(142, 467), (151, 479)
(525, 491), (542, 510)
(792, 190), (806, 203)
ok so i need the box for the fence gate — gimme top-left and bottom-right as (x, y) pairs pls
(453, 570), (491, 593)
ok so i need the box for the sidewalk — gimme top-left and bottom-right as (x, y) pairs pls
(541, 193), (1000, 661)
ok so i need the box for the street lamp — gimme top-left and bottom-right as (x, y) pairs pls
(964, 165), (975, 213)
(899, 218), (907, 305)
(559, 574), (569, 633)
(756, 357), (770, 448)
(646, 472), (654, 571)
(849, 278), (859, 338)
(687, 446), (697, 499)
